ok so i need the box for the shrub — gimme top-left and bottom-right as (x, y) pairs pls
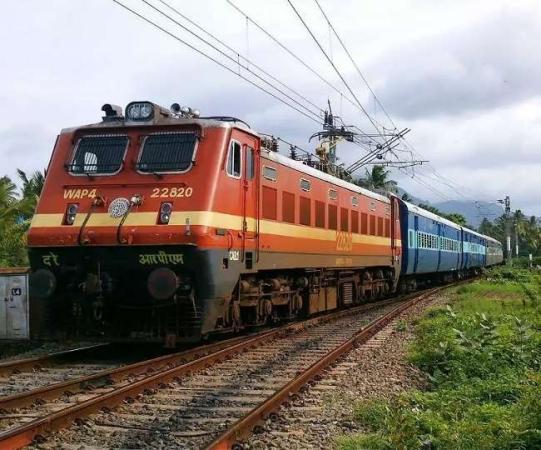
(338, 269), (541, 450)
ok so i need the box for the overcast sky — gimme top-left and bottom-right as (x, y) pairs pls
(1, 0), (540, 215)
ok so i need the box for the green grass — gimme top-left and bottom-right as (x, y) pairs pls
(336, 268), (541, 450)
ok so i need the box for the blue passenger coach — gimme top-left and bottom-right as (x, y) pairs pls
(397, 200), (463, 290)
(396, 198), (504, 291)
(460, 227), (487, 270)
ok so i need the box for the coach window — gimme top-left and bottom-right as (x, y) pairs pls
(351, 196), (359, 207)
(329, 189), (338, 201)
(227, 140), (242, 178)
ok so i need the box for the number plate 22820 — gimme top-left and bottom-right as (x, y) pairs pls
(151, 187), (193, 198)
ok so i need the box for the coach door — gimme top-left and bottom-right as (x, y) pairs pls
(241, 137), (259, 269)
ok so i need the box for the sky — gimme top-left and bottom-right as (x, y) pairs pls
(1, 0), (540, 215)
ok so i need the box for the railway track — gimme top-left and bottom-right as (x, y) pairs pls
(0, 344), (122, 399)
(0, 344), (110, 377)
(0, 288), (444, 449)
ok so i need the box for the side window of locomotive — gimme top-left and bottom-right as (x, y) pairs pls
(226, 140), (242, 178)
(246, 147), (255, 180)
(263, 166), (277, 181)
(138, 132), (197, 173)
(69, 135), (128, 175)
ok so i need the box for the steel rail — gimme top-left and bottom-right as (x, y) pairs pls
(0, 332), (268, 411)
(0, 297), (402, 449)
(0, 343), (110, 377)
(206, 287), (442, 450)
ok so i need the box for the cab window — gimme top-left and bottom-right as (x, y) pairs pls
(69, 135), (128, 175)
(137, 132), (197, 173)
(227, 141), (242, 178)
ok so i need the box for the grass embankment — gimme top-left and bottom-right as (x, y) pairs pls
(338, 268), (541, 450)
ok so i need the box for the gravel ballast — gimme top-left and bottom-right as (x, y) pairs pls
(244, 292), (452, 450)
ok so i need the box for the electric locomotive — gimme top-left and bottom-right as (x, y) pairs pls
(27, 101), (503, 343)
(28, 101), (401, 343)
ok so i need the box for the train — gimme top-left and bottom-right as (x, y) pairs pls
(27, 101), (504, 343)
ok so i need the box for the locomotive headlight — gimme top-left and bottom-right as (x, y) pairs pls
(159, 202), (173, 224)
(64, 203), (79, 225)
(125, 101), (155, 121)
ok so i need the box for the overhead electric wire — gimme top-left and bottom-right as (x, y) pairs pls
(138, 0), (323, 123)
(226, 0), (372, 122)
(156, 0), (324, 116)
(312, 0), (398, 131)
(111, 0), (322, 125)
(399, 169), (454, 202)
(285, 0), (384, 141)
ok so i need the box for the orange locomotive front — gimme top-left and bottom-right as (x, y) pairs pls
(27, 101), (400, 343)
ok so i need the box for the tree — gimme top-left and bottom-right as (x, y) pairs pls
(0, 176), (18, 230)
(401, 192), (413, 202)
(16, 169), (45, 222)
(356, 166), (398, 194)
(0, 170), (45, 267)
(445, 213), (467, 226)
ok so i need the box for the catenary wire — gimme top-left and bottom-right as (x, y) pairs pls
(285, 0), (384, 141)
(139, 0), (323, 122)
(226, 0), (369, 120)
(111, 0), (323, 125)
(156, 0), (324, 115)
(312, 0), (398, 131)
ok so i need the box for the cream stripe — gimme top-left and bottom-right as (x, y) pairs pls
(30, 212), (397, 246)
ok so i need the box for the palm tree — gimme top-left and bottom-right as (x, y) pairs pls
(16, 169), (45, 221)
(0, 176), (18, 229)
(356, 166), (398, 194)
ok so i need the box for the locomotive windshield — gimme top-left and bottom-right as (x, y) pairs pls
(68, 135), (128, 175)
(137, 132), (197, 173)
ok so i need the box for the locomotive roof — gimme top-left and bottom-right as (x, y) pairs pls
(263, 148), (390, 204)
(61, 116), (256, 135)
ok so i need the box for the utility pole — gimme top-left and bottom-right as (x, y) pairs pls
(515, 223), (519, 258)
(498, 196), (512, 265)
